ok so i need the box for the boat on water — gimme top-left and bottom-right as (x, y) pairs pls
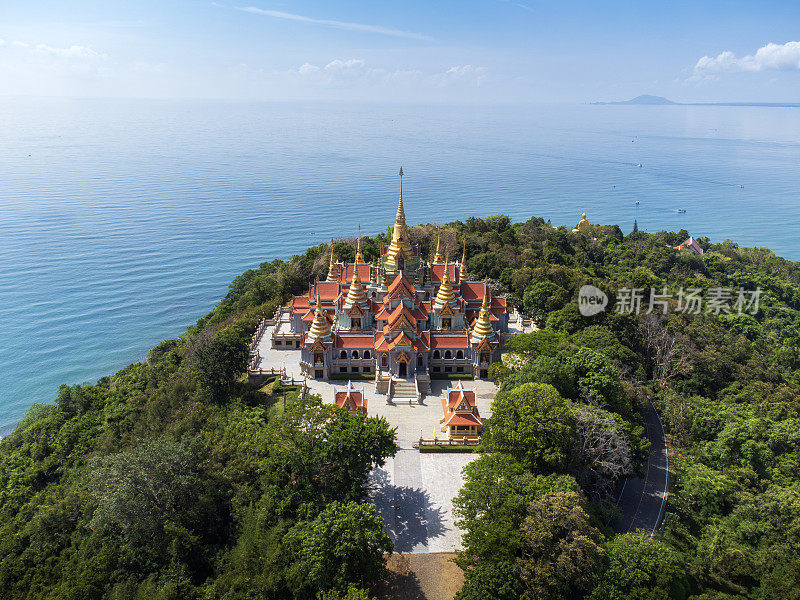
(677, 209), (686, 213)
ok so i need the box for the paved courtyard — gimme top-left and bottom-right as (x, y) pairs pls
(254, 325), (499, 551)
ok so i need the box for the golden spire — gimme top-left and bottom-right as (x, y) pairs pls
(460, 241), (468, 280)
(435, 258), (456, 307)
(472, 283), (494, 339)
(345, 266), (367, 305)
(327, 239), (339, 282)
(385, 167), (413, 271)
(355, 225), (365, 264)
(308, 303), (331, 340)
(433, 231), (444, 263)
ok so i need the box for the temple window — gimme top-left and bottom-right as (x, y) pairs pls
(363, 366), (371, 373)
(351, 366), (359, 373)
(442, 318), (451, 330)
(444, 350), (452, 359)
(480, 352), (490, 364)
(381, 355), (388, 367)
(339, 367), (347, 373)
(433, 350), (441, 359)
(351, 318), (361, 329)
(340, 350), (347, 359)
(363, 350), (371, 359)
(417, 355), (423, 367)
(352, 350), (359, 359)
(456, 350), (464, 359)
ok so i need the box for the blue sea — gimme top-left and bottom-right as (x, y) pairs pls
(2, 98), (800, 433)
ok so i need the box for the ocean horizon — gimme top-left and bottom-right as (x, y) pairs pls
(2, 97), (800, 434)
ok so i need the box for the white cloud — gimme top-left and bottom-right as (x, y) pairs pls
(324, 58), (365, 71)
(692, 41), (800, 80)
(438, 64), (489, 87)
(11, 40), (29, 49)
(298, 62), (320, 75)
(35, 44), (108, 61)
(231, 5), (433, 41)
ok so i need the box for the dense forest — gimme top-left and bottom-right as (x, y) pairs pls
(1, 214), (799, 599)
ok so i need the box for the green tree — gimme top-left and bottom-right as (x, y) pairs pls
(482, 383), (576, 472)
(519, 491), (606, 600)
(88, 438), (205, 539)
(194, 329), (247, 400)
(284, 501), (393, 596)
(590, 533), (688, 600)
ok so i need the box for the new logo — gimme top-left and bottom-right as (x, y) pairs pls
(578, 285), (608, 316)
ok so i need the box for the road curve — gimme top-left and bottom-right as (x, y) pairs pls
(612, 401), (669, 536)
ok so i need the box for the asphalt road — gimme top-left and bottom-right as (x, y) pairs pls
(612, 401), (669, 536)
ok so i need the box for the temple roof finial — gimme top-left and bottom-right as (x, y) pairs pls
(355, 225), (365, 264)
(433, 230), (444, 263)
(460, 240), (468, 280)
(326, 238), (339, 282)
(385, 167), (412, 271)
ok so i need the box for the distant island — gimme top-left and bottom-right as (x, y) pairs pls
(592, 94), (800, 107)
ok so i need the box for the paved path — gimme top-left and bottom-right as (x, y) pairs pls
(612, 401), (669, 536)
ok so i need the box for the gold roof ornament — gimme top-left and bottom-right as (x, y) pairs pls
(345, 266), (367, 306)
(327, 239), (340, 282)
(435, 258), (456, 307)
(433, 231), (444, 263)
(471, 282), (495, 340)
(385, 167), (413, 271)
(308, 303), (331, 340)
(460, 241), (468, 280)
(355, 225), (365, 264)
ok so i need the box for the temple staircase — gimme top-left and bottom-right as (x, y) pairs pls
(390, 378), (419, 405)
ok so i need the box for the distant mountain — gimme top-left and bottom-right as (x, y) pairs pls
(592, 95), (677, 105)
(591, 95), (800, 107)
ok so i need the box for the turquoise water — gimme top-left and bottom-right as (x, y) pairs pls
(2, 98), (800, 433)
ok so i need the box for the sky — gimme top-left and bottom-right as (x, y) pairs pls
(3, 0), (800, 103)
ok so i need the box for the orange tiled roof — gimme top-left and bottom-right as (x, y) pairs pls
(311, 281), (341, 302)
(388, 303), (417, 326)
(460, 281), (487, 300)
(341, 264), (373, 283)
(335, 383), (367, 413)
(335, 335), (376, 349)
(431, 264), (459, 284)
(444, 412), (482, 426)
(430, 333), (471, 349)
(387, 271), (415, 298)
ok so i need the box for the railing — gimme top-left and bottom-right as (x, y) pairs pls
(414, 377), (421, 403)
(417, 437), (480, 447)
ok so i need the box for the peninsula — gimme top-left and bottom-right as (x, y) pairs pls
(0, 178), (798, 600)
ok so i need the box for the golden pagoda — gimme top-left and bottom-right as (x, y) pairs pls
(345, 267), (367, 306)
(326, 240), (340, 282)
(460, 241), (468, 280)
(355, 225), (365, 264)
(434, 259), (456, 307)
(471, 284), (495, 340)
(433, 232), (444, 263)
(308, 304), (331, 340)
(385, 167), (413, 271)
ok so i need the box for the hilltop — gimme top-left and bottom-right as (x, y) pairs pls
(0, 214), (799, 599)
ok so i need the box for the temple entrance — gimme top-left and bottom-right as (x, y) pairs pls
(398, 362), (407, 377)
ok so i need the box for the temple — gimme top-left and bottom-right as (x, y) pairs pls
(271, 168), (510, 384)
